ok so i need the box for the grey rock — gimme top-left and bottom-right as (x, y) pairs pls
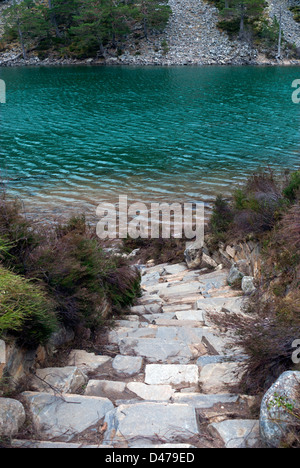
(11, 440), (113, 448)
(227, 265), (244, 286)
(67, 350), (112, 373)
(199, 362), (243, 394)
(0, 398), (26, 437)
(184, 242), (203, 269)
(126, 382), (175, 401)
(162, 263), (187, 275)
(85, 380), (127, 399)
(22, 392), (114, 441)
(103, 402), (199, 446)
(208, 419), (260, 448)
(174, 310), (205, 323)
(112, 355), (143, 376)
(118, 337), (194, 364)
(260, 371), (300, 448)
(172, 393), (239, 407)
(145, 364), (199, 385)
(31, 366), (88, 394)
(241, 276), (256, 294)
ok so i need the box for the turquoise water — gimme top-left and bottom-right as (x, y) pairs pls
(0, 66), (299, 219)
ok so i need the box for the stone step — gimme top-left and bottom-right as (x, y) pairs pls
(172, 393), (239, 408)
(145, 364), (199, 386)
(30, 366), (88, 394)
(199, 362), (244, 394)
(118, 337), (198, 364)
(67, 350), (112, 373)
(103, 402), (199, 447)
(11, 440), (113, 449)
(22, 392), (114, 442)
(208, 419), (260, 448)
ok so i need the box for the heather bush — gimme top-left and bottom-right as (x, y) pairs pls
(209, 196), (300, 394)
(0, 266), (57, 348)
(0, 200), (140, 343)
(283, 170), (300, 202)
(208, 169), (298, 243)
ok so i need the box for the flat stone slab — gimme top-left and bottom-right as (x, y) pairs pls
(162, 264), (188, 275)
(199, 362), (243, 394)
(115, 320), (141, 328)
(174, 310), (205, 323)
(119, 337), (194, 364)
(112, 355), (143, 376)
(145, 364), (199, 386)
(196, 296), (244, 314)
(158, 282), (201, 298)
(172, 393), (239, 408)
(30, 367), (88, 394)
(197, 355), (247, 368)
(162, 304), (192, 313)
(126, 382), (175, 401)
(11, 440), (113, 448)
(208, 419), (260, 448)
(130, 304), (163, 315)
(67, 350), (112, 373)
(22, 392), (114, 442)
(152, 319), (204, 328)
(85, 380), (128, 400)
(103, 402), (199, 446)
(143, 313), (176, 321)
(201, 328), (235, 355)
(108, 327), (157, 345)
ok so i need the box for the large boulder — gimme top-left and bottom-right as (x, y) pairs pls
(184, 242), (203, 269)
(241, 276), (256, 294)
(0, 398), (26, 437)
(260, 371), (300, 448)
(227, 264), (244, 286)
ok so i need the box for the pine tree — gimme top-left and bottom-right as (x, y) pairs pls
(137, 0), (171, 40)
(3, 0), (49, 59)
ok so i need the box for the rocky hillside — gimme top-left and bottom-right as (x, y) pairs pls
(109, 0), (256, 66)
(266, 0), (300, 48)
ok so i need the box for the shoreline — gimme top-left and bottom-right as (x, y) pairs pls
(1, 55), (300, 68)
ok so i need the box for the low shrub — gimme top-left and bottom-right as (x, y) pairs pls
(208, 195), (300, 394)
(0, 200), (141, 344)
(25, 216), (141, 332)
(0, 266), (58, 348)
(208, 169), (298, 242)
(283, 170), (300, 202)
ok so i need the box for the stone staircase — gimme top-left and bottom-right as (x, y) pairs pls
(10, 260), (262, 448)
(266, 0), (300, 48)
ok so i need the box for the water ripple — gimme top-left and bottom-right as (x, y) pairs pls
(0, 65), (299, 219)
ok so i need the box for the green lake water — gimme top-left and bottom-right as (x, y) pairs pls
(0, 65), (299, 220)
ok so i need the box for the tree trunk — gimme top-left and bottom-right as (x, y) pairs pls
(239, 5), (245, 40)
(143, 17), (148, 41)
(277, 7), (282, 60)
(17, 20), (27, 60)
